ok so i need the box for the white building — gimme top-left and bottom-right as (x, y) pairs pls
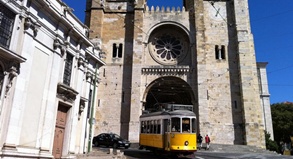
(0, 0), (104, 158)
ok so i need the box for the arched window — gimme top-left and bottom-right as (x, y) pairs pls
(112, 43), (123, 58)
(112, 43), (117, 58)
(215, 45), (219, 59)
(221, 45), (226, 59)
(118, 43), (123, 58)
(215, 45), (226, 60)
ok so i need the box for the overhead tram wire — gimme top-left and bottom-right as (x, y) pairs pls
(99, 3), (293, 90)
(250, 9), (293, 22)
(104, 3), (293, 86)
(150, 90), (159, 105)
(268, 64), (293, 74)
(208, 1), (293, 32)
(209, 1), (228, 24)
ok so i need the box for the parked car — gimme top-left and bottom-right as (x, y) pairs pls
(92, 133), (131, 149)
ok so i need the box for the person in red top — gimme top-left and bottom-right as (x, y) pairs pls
(205, 134), (211, 150)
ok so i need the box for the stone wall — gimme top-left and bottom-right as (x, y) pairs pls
(89, 0), (267, 148)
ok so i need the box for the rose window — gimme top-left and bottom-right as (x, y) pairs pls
(149, 31), (188, 65)
(155, 34), (182, 60)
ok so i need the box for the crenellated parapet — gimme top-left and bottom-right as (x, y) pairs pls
(145, 5), (186, 13)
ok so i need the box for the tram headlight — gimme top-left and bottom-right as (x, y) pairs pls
(184, 141), (189, 146)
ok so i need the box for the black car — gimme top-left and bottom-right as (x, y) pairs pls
(92, 133), (131, 149)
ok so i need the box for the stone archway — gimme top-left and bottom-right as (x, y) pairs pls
(144, 76), (195, 111)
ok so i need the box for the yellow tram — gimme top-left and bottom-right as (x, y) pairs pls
(139, 104), (197, 156)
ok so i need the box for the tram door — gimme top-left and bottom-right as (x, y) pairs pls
(163, 119), (169, 150)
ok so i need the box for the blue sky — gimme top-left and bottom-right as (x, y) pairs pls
(63, 0), (293, 104)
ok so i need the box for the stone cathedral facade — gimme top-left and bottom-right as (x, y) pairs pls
(85, 0), (273, 148)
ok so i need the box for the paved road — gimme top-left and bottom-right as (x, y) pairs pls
(195, 151), (293, 159)
(94, 147), (293, 159)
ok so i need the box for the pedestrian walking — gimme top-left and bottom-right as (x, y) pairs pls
(205, 134), (210, 150)
(197, 134), (203, 150)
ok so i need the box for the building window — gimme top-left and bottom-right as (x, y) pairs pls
(63, 53), (73, 86)
(0, 65), (4, 97)
(112, 43), (117, 57)
(118, 43), (123, 58)
(112, 43), (123, 58)
(0, 4), (15, 49)
(215, 45), (226, 60)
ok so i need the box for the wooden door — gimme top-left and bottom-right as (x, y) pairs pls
(53, 105), (69, 158)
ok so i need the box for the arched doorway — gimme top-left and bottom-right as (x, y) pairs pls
(144, 76), (195, 112)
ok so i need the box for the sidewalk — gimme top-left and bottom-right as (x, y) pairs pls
(76, 148), (126, 159)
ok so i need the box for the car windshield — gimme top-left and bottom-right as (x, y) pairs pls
(112, 134), (121, 139)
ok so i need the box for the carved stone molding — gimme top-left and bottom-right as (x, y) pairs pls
(24, 17), (41, 37)
(53, 39), (61, 49)
(78, 97), (87, 120)
(5, 66), (18, 96)
(78, 57), (85, 67)
(24, 17), (32, 29)
(56, 83), (78, 103)
(142, 67), (190, 76)
(2, 143), (17, 151)
(86, 71), (93, 82)
(77, 53), (86, 68)
(53, 38), (67, 56)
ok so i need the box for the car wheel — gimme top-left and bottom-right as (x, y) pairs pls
(113, 143), (118, 149)
(94, 141), (99, 147)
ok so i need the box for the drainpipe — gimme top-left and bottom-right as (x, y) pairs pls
(87, 64), (97, 153)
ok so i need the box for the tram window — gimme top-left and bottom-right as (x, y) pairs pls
(191, 118), (196, 133)
(154, 120), (157, 134)
(163, 119), (169, 133)
(150, 120), (154, 133)
(157, 120), (161, 134)
(182, 118), (190, 132)
(146, 121), (150, 133)
(171, 118), (180, 132)
(141, 121), (145, 133)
